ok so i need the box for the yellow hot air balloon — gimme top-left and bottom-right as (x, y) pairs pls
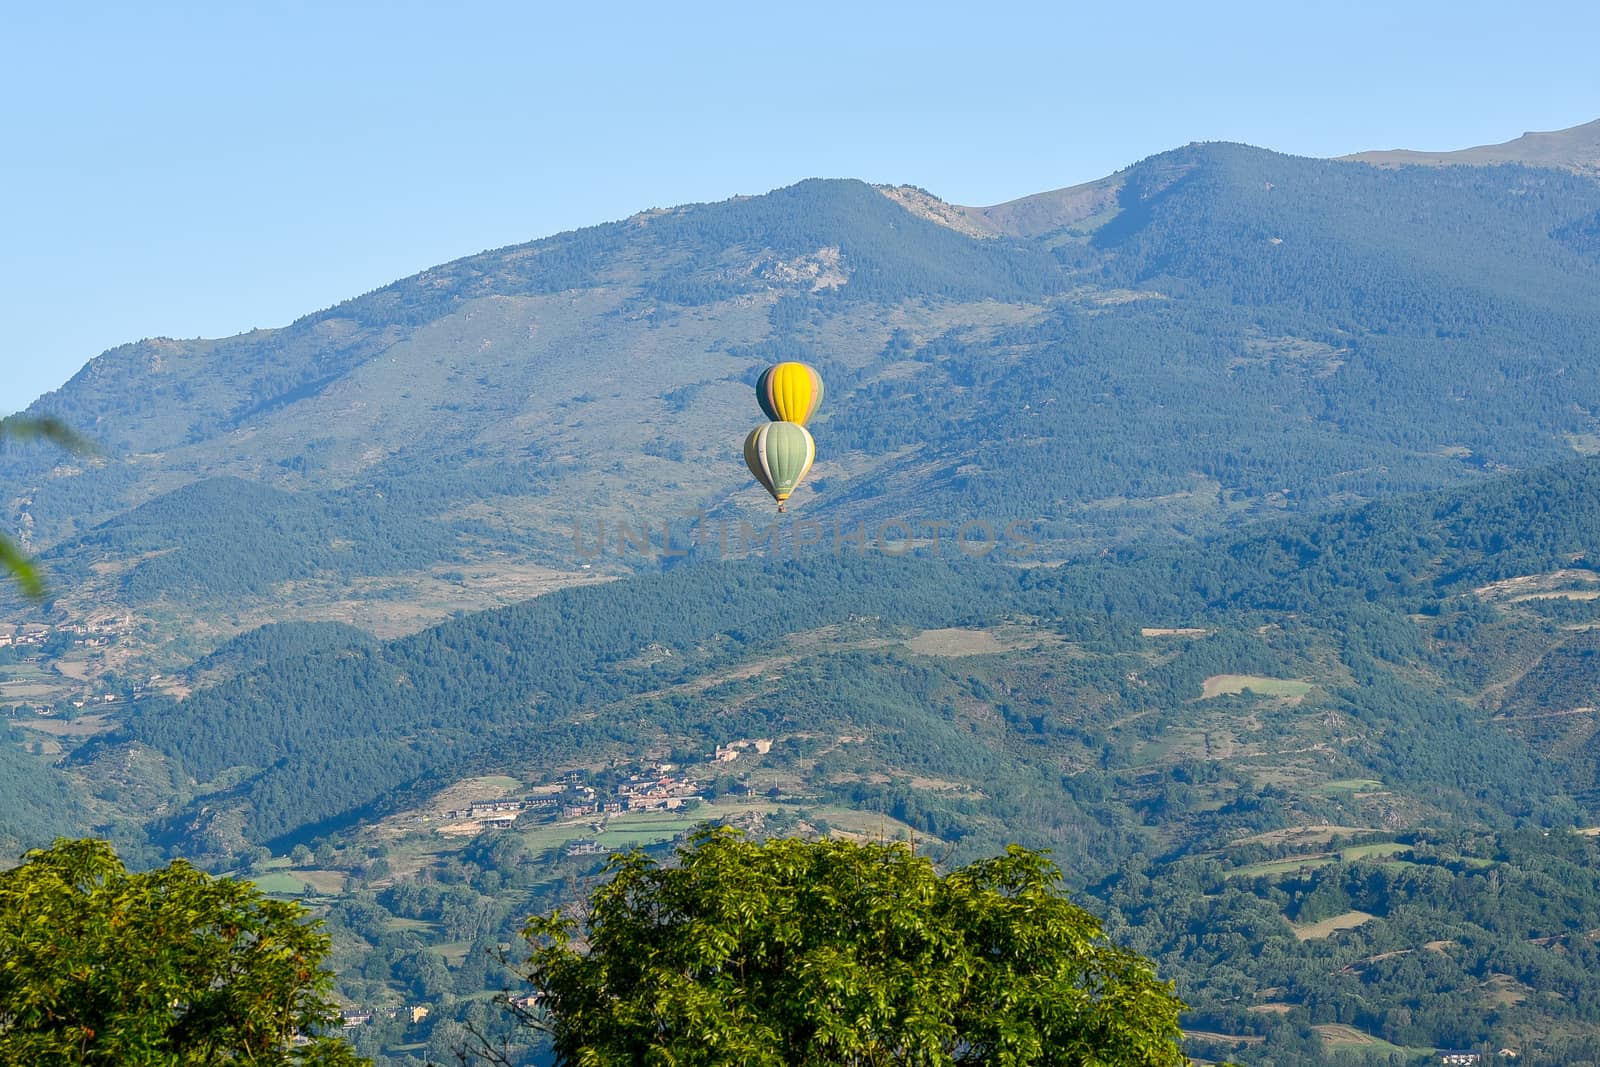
(756, 362), (824, 426)
(744, 422), (815, 511)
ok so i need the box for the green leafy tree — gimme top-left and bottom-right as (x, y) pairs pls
(0, 838), (369, 1065)
(0, 415), (92, 599)
(518, 828), (1187, 1066)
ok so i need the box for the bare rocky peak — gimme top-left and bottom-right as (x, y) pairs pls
(876, 174), (1125, 240)
(873, 185), (1002, 238)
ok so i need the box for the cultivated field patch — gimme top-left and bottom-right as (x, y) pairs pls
(1200, 675), (1313, 700)
(249, 872), (316, 896)
(1292, 909), (1375, 940)
(1228, 841), (1413, 880)
(1312, 1024), (1416, 1055)
(1475, 569), (1600, 603)
(1238, 824), (1378, 847)
(1340, 842), (1412, 861)
(904, 628), (1015, 657)
(1184, 1031), (1265, 1047)
(11, 713), (115, 738)
(1228, 855), (1337, 879)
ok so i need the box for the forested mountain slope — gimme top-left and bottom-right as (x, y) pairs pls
(61, 455), (1600, 863)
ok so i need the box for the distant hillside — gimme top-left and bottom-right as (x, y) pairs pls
(1341, 116), (1600, 174)
(64, 455), (1600, 861)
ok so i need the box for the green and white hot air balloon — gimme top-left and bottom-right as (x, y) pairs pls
(744, 421), (815, 512)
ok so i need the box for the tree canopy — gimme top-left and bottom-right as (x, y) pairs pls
(520, 829), (1188, 1066)
(0, 838), (368, 1065)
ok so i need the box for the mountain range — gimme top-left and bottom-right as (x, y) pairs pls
(7, 119), (1600, 1065)
(9, 120), (1600, 650)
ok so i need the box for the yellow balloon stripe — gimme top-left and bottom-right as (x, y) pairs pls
(757, 362), (823, 426)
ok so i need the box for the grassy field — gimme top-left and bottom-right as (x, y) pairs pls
(248, 867), (350, 896)
(1292, 909), (1375, 941)
(1238, 824), (1377, 847)
(903, 628), (1013, 657)
(249, 872), (316, 895)
(1340, 842), (1411, 861)
(1200, 674), (1313, 700)
(1312, 1023), (1428, 1056)
(593, 812), (707, 851)
(12, 713), (115, 738)
(1485, 973), (1530, 1007)
(1319, 778), (1384, 794)
(517, 809), (709, 857)
(297, 868), (349, 893)
(1134, 727), (1213, 764)
(1229, 841), (1414, 880)
(1228, 854), (1338, 879)
(0, 681), (62, 700)
(799, 803), (935, 843)
(431, 940), (472, 966)
(1184, 1031), (1265, 1047)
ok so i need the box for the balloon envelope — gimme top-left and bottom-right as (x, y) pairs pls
(744, 422), (815, 506)
(756, 362), (824, 426)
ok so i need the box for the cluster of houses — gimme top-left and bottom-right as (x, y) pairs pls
(713, 738), (773, 762)
(339, 1005), (430, 1030)
(443, 797), (559, 827)
(611, 770), (703, 812)
(1437, 1050), (1520, 1065)
(0, 623), (52, 649)
(441, 766), (708, 830)
(2, 617), (149, 715)
(0, 616), (133, 650)
(64, 673), (165, 712)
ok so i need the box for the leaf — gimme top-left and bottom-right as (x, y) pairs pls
(0, 534), (44, 600)
(0, 414), (97, 455)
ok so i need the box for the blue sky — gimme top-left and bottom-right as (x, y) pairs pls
(4, 0), (1598, 413)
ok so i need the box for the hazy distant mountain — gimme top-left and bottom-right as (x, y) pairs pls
(1341, 116), (1600, 173)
